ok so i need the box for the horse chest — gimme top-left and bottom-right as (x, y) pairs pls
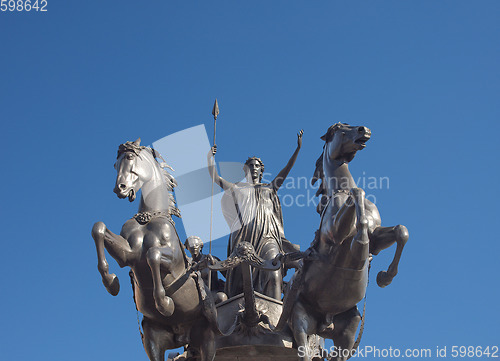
(121, 219), (176, 251)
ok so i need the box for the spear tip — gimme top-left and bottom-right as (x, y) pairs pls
(212, 99), (219, 120)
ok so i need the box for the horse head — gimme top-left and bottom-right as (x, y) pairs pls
(113, 138), (154, 202)
(312, 123), (372, 212)
(321, 122), (371, 163)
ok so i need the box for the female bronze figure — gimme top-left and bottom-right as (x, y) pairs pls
(207, 130), (303, 300)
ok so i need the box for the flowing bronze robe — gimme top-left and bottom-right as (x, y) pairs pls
(221, 182), (299, 299)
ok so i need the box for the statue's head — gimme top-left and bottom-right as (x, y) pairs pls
(243, 157), (265, 184)
(185, 236), (203, 258)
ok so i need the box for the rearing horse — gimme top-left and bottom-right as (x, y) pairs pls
(313, 123), (408, 288)
(279, 123), (409, 361)
(91, 138), (218, 361)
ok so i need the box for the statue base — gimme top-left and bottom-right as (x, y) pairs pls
(168, 292), (308, 361)
(216, 292), (294, 349)
(215, 345), (299, 360)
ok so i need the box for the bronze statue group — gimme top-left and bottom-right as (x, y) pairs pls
(92, 124), (408, 361)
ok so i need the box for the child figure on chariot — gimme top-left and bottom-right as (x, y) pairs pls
(184, 235), (227, 304)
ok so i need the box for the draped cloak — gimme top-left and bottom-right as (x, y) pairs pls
(221, 182), (300, 298)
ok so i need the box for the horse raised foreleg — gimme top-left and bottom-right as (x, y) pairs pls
(331, 197), (356, 243)
(146, 247), (175, 317)
(92, 221), (136, 295)
(369, 225), (409, 287)
(321, 195), (356, 248)
(349, 188), (369, 268)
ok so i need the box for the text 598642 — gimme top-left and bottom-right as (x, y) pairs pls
(1, 0), (47, 12)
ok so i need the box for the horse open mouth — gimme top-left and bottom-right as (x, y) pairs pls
(355, 135), (371, 147)
(128, 188), (136, 202)
(114, 187), (136, 201)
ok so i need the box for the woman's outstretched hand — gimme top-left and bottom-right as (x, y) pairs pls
(297, 129), (303, 148)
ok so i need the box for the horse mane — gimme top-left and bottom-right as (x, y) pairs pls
(312, 122), (353, 215)
(311, 145), (328, 215)
(159, 163), (181, 219)
(313, 123), (341, 199)
(144, 148), (181, 219)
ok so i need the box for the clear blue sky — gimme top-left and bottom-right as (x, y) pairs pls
(1, 1), (499, 360)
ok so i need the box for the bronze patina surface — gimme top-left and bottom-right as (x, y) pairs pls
(91, 122), (408, 361)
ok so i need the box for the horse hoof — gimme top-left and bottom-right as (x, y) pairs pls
(376, 271), (393, 288)
(104, 274), (120, 296)
(156, 296), (175, 317)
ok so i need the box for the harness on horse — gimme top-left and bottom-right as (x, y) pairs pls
(134, 211), (171, 225)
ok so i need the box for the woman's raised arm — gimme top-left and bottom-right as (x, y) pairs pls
(207, 145), (234, 190)
(271, 130), (303, 190)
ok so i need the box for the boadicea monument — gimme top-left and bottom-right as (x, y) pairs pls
(92, 100), (409, 361)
